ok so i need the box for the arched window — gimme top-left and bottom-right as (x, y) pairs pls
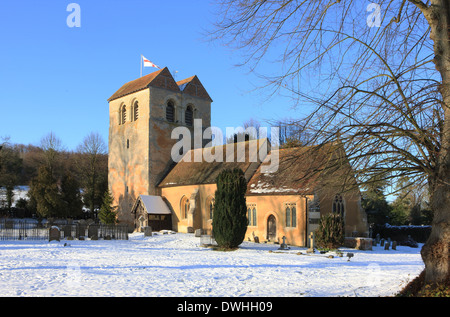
(247, 204), (257, 226)
(181, 196), (190, 219)
(332, 194), (345, 217)
(286, 206), (291, 227)
(166, 101), (175, 122)
(133, 101), (139, 121)
(185, 105), (193, 126)
(285, 203), (296, 227)
(120, 104), (127, 125)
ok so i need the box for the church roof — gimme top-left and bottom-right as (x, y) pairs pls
(107, 67), (212, 102)
(246, 143), (352, 195)
(158, 139), (268, 187)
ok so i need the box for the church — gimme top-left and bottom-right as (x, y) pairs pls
(107, 67), (368, 246)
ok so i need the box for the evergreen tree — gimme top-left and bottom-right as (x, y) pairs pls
(28, 166), (62, 218)
(212, 168), (248, 250)
(0, 144), (23, 212)
(315, 213), (345, 250)
(98, 190), (117, 225)
(60, 172), (83, 218)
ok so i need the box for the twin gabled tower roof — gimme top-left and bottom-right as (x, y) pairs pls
(108, 67), (212, 102)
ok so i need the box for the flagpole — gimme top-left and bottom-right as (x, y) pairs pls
(140, 55), (142, 77)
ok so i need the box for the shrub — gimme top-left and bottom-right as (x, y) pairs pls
(212, 168), (248, 250)
(98, 190), (117, 225)
(315, 213), (344, 249)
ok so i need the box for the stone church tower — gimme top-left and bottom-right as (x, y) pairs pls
(107, 67), (212, 226)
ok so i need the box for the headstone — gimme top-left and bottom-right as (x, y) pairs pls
(392, 241), (397, 250)
(200, 235), (212, 247)
(355, 238), (373, 250)
(77, 220), (87, 239)
(63, 225), (72, 239)
(254, 236), (260, 243)
(380, 238), (385, 246)
(278, 236), (290, 250)
(144, 226), (153, 237)
(88, 224), (99, 240)
(384, 241), (390, 250)
(307, 232), (315, 253)
(49, 226), (60, 242)
(194, 229), (202, 237)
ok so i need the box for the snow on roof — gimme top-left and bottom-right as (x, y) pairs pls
(132, 195), (171, 215)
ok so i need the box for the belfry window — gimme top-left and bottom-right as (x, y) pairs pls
(166, 101), (175, 122)
(133, 101), (139, 121)
(185, 105), (193, 126)
(120, 105), (127, 124)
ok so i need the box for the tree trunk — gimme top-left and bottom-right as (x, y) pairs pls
(421, 0), (450, 286)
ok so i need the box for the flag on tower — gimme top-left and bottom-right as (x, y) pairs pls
(142, 56), (160, 69)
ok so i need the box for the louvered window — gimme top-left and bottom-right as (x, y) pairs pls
(185, 105), (193, 126)
(166, 101), (175, 122)
(133, 101), (139, 121)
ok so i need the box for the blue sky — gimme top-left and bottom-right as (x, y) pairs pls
(0, 0), (298, 151)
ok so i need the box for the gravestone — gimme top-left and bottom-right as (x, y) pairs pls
(380, 238), (385, 246)
(49, 226), (60, 242)
(254, 236), (260, 243)
(77, 220), (87, 239)
(63, 225), (72, 239)
(88, 224), (99, 240)
(194, 229), (202, 237)
(144, 226), (153, 237)
(307, 232), (315, 253)
(355, 238), (373, 250)
(392, 241), (397, 250)
(278, 236), (290, 250)
(384, 241), (390, 250)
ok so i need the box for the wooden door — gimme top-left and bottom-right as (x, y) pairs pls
(267, 215), (276, 241)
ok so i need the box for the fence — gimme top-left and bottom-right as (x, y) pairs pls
(0, 219), (129, 241)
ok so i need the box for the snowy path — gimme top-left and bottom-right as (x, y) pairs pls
(0, 232), (424, 297)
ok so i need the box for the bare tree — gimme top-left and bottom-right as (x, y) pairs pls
(211, 0), (450, 288)
(76, 132), (108, 217)
(40, 132), (64, 176)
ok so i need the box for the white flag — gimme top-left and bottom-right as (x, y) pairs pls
(142, 56), (160, 69)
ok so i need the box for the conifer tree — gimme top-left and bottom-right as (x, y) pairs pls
(60, 172), (83, 219)
(98, 190), (117, 225)
(212, 168), (248, 250)
(28, 166), (62, 218)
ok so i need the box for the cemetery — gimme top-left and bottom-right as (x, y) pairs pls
(0, 229), (424, 297)
(0, 218), (129, 241)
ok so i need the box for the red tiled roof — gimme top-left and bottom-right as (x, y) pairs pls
(108, 68), (212, 102)
(108, 68), (169, 102)
(158, 139), (268, 187)
(246, 143), (355, 195)
(177, 75), (213, 102)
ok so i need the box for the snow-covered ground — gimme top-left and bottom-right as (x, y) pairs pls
(0, 232), (424, 297)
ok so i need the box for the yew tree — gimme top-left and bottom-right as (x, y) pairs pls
(211, 0), (450, 288)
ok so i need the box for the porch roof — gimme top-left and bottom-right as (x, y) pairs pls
(131, 195), (172, 215)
